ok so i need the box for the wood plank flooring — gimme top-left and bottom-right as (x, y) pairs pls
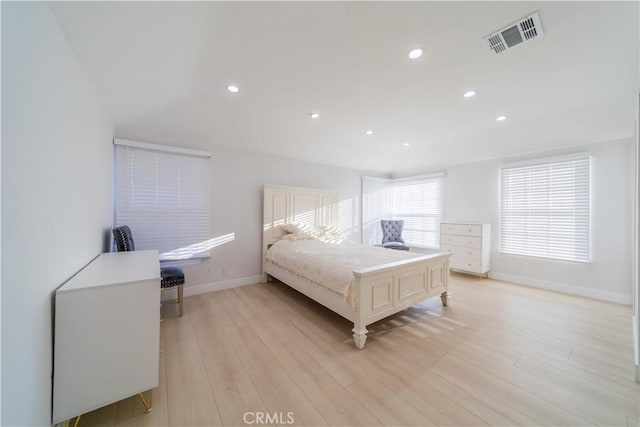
(78, 273), (639, 426)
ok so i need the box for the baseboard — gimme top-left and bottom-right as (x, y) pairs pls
(166, 271), (632, 305)
(488, 271), (632, 305)
(161, 274), (263, 300)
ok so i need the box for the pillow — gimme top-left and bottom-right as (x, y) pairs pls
(279, 223), (346, 243)
(314, 225), (345, 243)
(280, 233), (314, 241)
(281, 223), (301, 234)
(281, 223), (316, 236)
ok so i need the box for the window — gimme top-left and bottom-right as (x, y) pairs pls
(390, 176), (443, 248)
(362, 173), (443, 248)
(114, 139), (211, 261)
(362, 177), (392, 245)
(500, 153), (590, 262)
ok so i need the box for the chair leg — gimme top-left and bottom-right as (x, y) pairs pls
(177, 284), (184, 317)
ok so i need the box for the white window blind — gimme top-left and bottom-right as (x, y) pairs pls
(391, 175), (443, 248)
(362, 174), (443, 248)
(500, 154), (590, 262)
(361, 177), (392, 245)
(114, 140), (211, 261)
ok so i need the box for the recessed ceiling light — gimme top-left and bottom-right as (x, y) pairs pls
(309, 112), (320, 119)
(496, 115), (508, 122)
(403, 142), (411, 147)
(408, 48), (424, 59)
(463, 90), (477, 98)
(226, 85), (239, 93)
(365, 130), (374, 135)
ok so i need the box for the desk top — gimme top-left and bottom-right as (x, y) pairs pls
(58, 250), (160, 293)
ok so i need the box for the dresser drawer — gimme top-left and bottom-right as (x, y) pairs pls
(441, 245), (482, 260)
(441, 223), (482, 237)
(450, 257), (483, 273)
(440, 234), (482, 249)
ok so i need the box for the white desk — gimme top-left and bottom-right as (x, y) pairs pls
(52, 250), (160, 424)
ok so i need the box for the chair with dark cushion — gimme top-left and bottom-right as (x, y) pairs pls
(381, 219), (410, 250)
(113, 225), (184, 317)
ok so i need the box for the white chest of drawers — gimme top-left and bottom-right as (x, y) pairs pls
(440, 223), (491, 276)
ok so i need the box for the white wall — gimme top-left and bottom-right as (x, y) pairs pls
(443, 138), (634, 304)
(1, 3), (114, 425)
(181, 150), (364, 294)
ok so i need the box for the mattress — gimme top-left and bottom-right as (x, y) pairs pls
(265, 239), (422, 309)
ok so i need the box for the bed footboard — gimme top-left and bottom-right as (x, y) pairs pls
(351, 253), (451, 349)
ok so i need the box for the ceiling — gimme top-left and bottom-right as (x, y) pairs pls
(50, 1), (639, 176)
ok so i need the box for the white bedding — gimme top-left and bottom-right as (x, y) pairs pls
(265, 239), (423, 309)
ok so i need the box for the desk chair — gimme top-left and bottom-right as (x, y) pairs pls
(112, 225), (184, 317)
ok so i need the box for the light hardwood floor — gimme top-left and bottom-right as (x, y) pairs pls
(79, 273), (639, 426)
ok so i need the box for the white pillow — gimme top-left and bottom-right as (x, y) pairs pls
(282, 223), (319, 237)
(280, 223), (345, 243)
(281, 223), (301, 234)
(318, 227), (345, 243)
(280, 233), (314, 241)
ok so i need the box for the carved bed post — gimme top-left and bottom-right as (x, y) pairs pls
(353, 326), (367, 349)
(440, 256), (451, 306)
(440, 291), (451, 306)
(352, 275), (368, 349)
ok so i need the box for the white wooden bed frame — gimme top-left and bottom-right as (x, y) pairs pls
(262, 184), (451, 349)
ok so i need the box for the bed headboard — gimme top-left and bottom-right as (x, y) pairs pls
(262, 184), (338, 271)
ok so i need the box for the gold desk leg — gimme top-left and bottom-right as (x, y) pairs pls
(65, 415), (81, 427)
(138, 389), (154, 413)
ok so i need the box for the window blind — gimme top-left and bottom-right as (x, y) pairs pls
(391, 175), (443, 248)
(362, 174), (443, 248)
(500, 154), (590, 262)
(114, 141), (211, 261)
(361, 177), (391, 245)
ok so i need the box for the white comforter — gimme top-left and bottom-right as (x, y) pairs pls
(265, 239), (423, 309)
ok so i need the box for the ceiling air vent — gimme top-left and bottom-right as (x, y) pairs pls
(483, 11), (544, 54)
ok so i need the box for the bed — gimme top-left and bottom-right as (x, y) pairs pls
(262, 184), (451, 349)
